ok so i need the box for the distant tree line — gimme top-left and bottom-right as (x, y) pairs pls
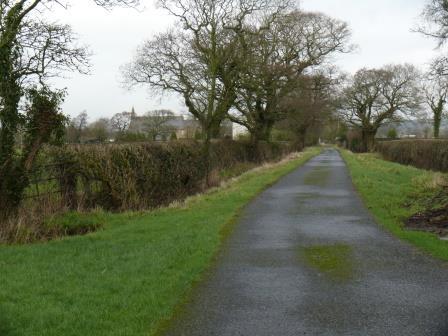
(121, 0), (448, 156)
(122, 0), (353, 178)
(64, 108), (212, 144)
(337, 0), (448, 151)
(337, 62), (448, 152)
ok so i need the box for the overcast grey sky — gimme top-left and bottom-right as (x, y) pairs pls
(51, 0), (439, 120)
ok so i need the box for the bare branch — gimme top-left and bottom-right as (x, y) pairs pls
(416, 0), (448, 46)
(338, 64), (422, 150)
(14, 20), (91, 83)
(230, 10), (352, 141)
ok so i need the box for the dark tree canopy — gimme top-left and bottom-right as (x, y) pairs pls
(229, 10), (352, 142)
(278, 67), (343, 147)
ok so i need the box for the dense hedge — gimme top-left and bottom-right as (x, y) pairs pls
(45, 140), (294, 211)
(376, 140), (448, 172)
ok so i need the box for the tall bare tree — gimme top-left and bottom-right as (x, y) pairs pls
(111, 111), (132, 134)
(67, 111), (89, 143)
(229, 10), (352, 142)
(87, 118), (110, 143)
(423, 66), (448, 138)
(278, 67), (343, 148)
(340, 64), (422, 152)
(123, 0), (290, 179)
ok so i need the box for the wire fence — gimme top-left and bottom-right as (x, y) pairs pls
(25, 160), (85, 212)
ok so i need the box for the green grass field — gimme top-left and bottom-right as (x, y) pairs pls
(341, 150), (448, 261)
(0, 148), (321, 336)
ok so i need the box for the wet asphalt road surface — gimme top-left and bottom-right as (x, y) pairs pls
(164, 149), (448, 336)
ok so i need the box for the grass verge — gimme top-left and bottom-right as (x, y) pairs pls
(340, 149), (448, 261)
(0, 147), (321, 336)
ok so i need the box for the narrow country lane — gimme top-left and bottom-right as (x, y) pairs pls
(164, 149), (448, 336)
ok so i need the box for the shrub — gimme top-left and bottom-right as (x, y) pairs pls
(387, 128), (398, 139)
(346, 129), (363, 153)
(115, 132), (147, 143)
(194, 130), (202, 140)
(48, 142), (206, 211)
(271, 129), (294, 142)
(376, 140), (448, 172)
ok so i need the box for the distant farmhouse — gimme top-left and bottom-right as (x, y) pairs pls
(377, 120), (448, 139)
(128, 111), (233, 140)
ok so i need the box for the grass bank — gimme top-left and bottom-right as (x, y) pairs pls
(0, 147), (321, 336)
(340, 150), (448, 261)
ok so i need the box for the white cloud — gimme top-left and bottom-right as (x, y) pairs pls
(51, 0), (176, 119)
(300, 0), (439, 72)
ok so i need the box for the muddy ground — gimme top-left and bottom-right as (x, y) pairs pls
(406, 207), (448, 236)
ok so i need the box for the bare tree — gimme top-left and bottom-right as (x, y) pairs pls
(423, 66), (448, 138)
(144, 109), (175, 141)
(67, 111), (89, 143)
(278, 67), (344, 148)
(87, 117), (110, 143)
(340, 64), (422, 152)
(111, 111), (132, 134)
(123, 0), (290, 180)
(229, 10), (352, 142)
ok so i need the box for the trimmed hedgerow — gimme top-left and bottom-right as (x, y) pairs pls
(46, 140), (293, 212)
(376, 140), (448, 172)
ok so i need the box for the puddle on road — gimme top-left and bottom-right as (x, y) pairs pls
(300, 244), (355, 282)
(303, 168), (331, 187)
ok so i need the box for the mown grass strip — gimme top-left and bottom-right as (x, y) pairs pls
(0, 147), (321, 336)
(340, 150), (448, 261)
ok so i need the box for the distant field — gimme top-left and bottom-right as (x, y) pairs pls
(341, 150), (448, 261)
(0, 148), (321, 336)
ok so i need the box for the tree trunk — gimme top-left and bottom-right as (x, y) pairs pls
(0, 7), (38, 221)
(296, 131), (306, 150)
(434, 110), (442, 139)
(295, 124), (310, 150)
(361, 128), (377, 152)
(0, 161), (28, 221)
(201, 126), (213, 187)
(251, 121), (273, 144)
(0, 87), (25, 220)
(249, 122), (273, 162)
